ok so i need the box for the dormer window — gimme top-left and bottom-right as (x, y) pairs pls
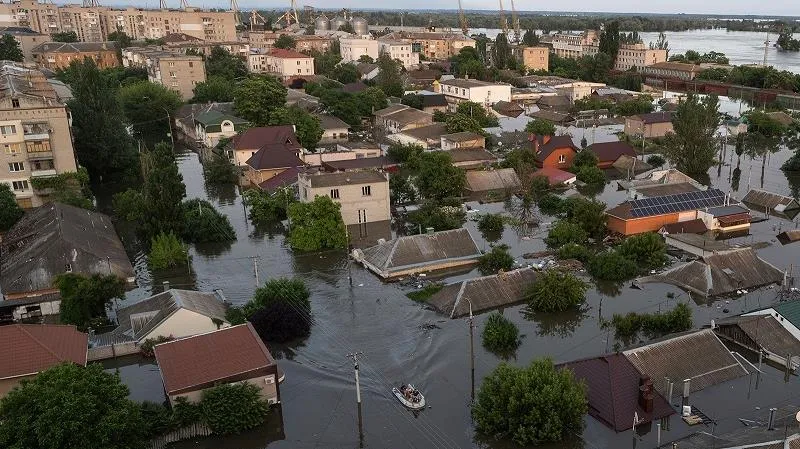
(11, 98), (19, 108)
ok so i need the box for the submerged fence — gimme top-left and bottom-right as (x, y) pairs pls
(149, 423), (212, 449)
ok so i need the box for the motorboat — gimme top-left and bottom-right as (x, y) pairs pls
(392, 384), (425, 410)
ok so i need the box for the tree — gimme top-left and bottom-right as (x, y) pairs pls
(182, 199), (236, 243)
(249, 301), (311, 343)
(526, 269), (587, 313)
(0, 363), (147, 449)
(446, 113), (484, 134)
(545, 220), (587, 248)
(598, 21), (621, 62)
(356, 87), (388, 115)
(244, 188), (296, 225)
(203, 150), (238, 184)
(572, 149), (598, 169)
(407, 198), (466, 233)
(0, 183), (23, 232)
(587, 250), (638, 281)
(273, 34), (296, 49)
(118, 81), (182, 138)
(482, 312), (521, 355)
(50, 31), (78, 42)
(287, 196), (347, 251)
(234, 75), (288, 126)
(387, 142), (423, 163)
(647, 154), (666, 167)
(662, 94), (720, 175)
(205, 46), (248, 81)
(148, 232), (188, 270)
(478, 244), (515, 275)
(524, 118), (556, 136)
(492, 33), (512, 69)
(55, 273), (126, 329)
(375, 52), (404, 97)
(358, 54), (375, 63)
(338, 22), (355, 34)
(200, 383), (271, 436)
(557, 243), (592, 262)
(578, 52), (613, 83)
(192, 75), (235, 103)
(607, 303), (692, 341)
(746, 111), (787, 138)
(330, 63), (360, 84)
(618, 232), (668, 269)
(113, 189), (145, 222)
(233, 277), (311, 325)
(777, 32), (800, 51)
(649, 31), (670, 55)
(0, 35), (23, 62)
(564, 197), (607, 240)
(313, 52), (343, 76)
(410, 151), (466, 201)
(107, 30), (132, 49)
(141, 142), (187, 237)
(576, 165), (606, 184)
(477, 213), (505, 242)
(401, 93), (424, 110)
(269, 106), (323, 150)
(455, 102), (499, 128)
(450, 46), (486, 80)
(522, 29), (539, 47)
(538, 193), (566, 216)
(472, 359), (587, 446)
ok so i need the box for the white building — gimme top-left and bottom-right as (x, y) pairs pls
(249, 48), (314, 80)
(340, 37), (379, 64)
(377, 39), (419, 69)
(436, 78), (512, 109)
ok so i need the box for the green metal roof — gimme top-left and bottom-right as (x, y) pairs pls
(194, 110), (249, 127)
(774, 301), (800, 329)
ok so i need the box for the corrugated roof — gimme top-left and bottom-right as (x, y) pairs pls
(398, 123), (449, 142)
(464, 168), (521, 193)
(635, 182), (701, 198)
(374, 104), (409, 117)
(245, 143), (304, 171)
(705, 205), (751, 217)
(661, 219), (708, 234)
(533, 167), (576, 185)
(742, 189), (800, 212)
(385, 108), (433, 126)
(314, 113), (350, 130)
(587, 141), (637, 163)
(529, 110), (574, 123)
(194, 110), (248, 127)
(441, 131), (484, 143)
(773, 301), (800, 331)
(32, 41), (115, 54)
(444, 148), (497, 163)
(426, 268), (538, 318)
(258, 166), (301, 192)
(717, 315), (800, 361)
(323, 156), (396, 172)
(154, 323), (276, 394)
(623, 329), (748, 397)
(0, 324), (87, 379)
(231, 125), (300, 151)
(268, 48), (312, 59)
(631, 111), (673, 124)
(302, 170), (386, 188)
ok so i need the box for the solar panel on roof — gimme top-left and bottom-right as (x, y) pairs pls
(628, 188), (729, 218)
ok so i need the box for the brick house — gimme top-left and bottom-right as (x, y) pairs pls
(531, 134), (579, 169)
(624, 111), (674, 138)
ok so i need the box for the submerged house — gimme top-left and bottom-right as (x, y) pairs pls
(714, 314), (800, 369)
(426, 268), (537, 318)
(463, 168), (521, 200)
(742, 188), (800, 219)
(353, 228), (481, 280)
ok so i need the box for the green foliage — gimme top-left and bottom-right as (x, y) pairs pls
(538, 193), (566, 216)
(482, 312), (521, 355)
(599, 21), (621, 61)
(477, 213), (505, 242)
(784, 148), (800, 172)
(492, 33), (513, 69)
(244, 188), (296, 225)
(479, 244), (515, 275)
(777, 32), (800, 51)
(112, 189), (145, 222)
(407, 199), (466, 233)
(330, 63), (360, 84)
(526, 269), (587, 313)
(0, 35), (23, 61)
(0, 363), (147, 449)
(234, 75), (288, 126)
(401, 93), (424, 110)
(455, 101), (500, 128)
(140, 335), (173, 358)
(269, 106), (323, 150)
(608, 71), (643, 91)
(118, 81), (182, 138)
(231, 277), (310, 324)
(205, 46), (248, 81)
(669, 50), (729, 64)
(29, 169), (94, 210)
(203, 151), (238, 184)
(358, 54), (374, 63)
(0, 183), (23, 232)
(389, 174), (417, 205)
(557, 243), (592, 262)
(618, 232), (668, 269)
(446, 113), (484, 134)
(139, 401), (172, 438)
(578, 52), (613, 83)
(522, 29), (539, 47)
(576, 165), (606, 184)
(746, 110), (787, 138)
(545, 220), (587, 248)
(606, 303), (693, 340)
(55, 273), (125, 330)
(192, 75), (235, 103)
(563, 197), (607, 240)
(200, 383), (271, 436)
(170, 397), (202, 428)
(587, 250), (638, 281)
(181, 199), (236, 243)
(697, 67), (730, 82)
(451, 46), (486, 80)
(387, 142), (424, 163)
(107, 31), (132, 49)
(406, 283), (444, 302)
(646, 154), (666, 167)
(472, 359), (587, 446)
(376, 52), (404, 97)
(614, 95), (656, 116)
(51, 31), (78, 42)
(273, 34), (296, 49)
(572, 149), (599, 170)
(148, 232), (188, 270)
(524, 118), (556, 136)
(662, 94), (720, 175)
(409, 151), (466, 201)
(313, 51), (343, 77)
(141, 143), (187, 237)
(287, 195), (347, 251)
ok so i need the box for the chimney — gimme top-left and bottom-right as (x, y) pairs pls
(162, 281), (170, 291)
(682, 378), (691, 406)
(638, 376), (654, 413)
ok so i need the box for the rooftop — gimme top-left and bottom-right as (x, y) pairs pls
(322, 156), (397, 172)
(245, 143), (304, 171)
(528, 109), (574, 124)
(440, 78), (505, 89)
(634, 182), (702, 198)
(398, 123), (449, 142)
(742, 188), (800, 213)
(314, 113), (350, 130)
(630, 111), (674, 124)
(194, 110), (248, 127)
(607, 188), (728, 220)
(231, 125), (300, 151)
(716, 315), (800, 364)
(384, 108), (433, 126)
(443, 148), (497, 164)
(586, 141), (637, 163)
(258, 166), (302, 192)
(441, 131), (485, 143)
(426, 268), (537, 318)
(464, 168), (522, 193)
(0, 61), (60, 104)
(32, 41), (116, 53)
(301, 170), (387, 188)
(374, 104), (410, 117)
(704, 204), (751, 217)
(533, 167), (577, 185)
(268, 48), (312, 59)
(531, 134), (579, 162)
(645, 61), (702, 72)
(0, 324), (87, 380)
(660, 219), (709, 234)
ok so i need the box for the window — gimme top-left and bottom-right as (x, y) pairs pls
(168, 61), (175, 67)
(3, 143), (21, 154)
(26, 140), (51, 153)
(297, 61), (300, 65)
(32, 159), (54, 171)
(11, 98), (19, 108)
(361, 185), (371, 196)
(12, 180), (28, 191)
(1, 125), (16, 135)
(330, 188), (340, 199)
(188, 61), (193, 68)
(558, 154), (566, 163)
(8, 162), (24, 172)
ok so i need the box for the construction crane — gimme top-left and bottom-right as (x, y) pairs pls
(498, 0), (508, 37)
(510, 0), (520, 43)
(250, 10), (267, 31)
(276, 0), (300, 29)
(231, 0), (241, 26)
(457, 0), (468, 35)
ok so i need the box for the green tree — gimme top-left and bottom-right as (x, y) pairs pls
(446, 113), (484, 134)
(607, 303), (692, 341)
(524, 118), (556, 136)
(401, 93), (424, 110)
(273, 34), (296, 49)
(313, 51), (343, 76)
(410, 151), (466, 200)
(777, 32), (800, 51)
(478, 244), (515, 275)
(141, 142), (187, 237)
(578, 52), (613, 83)
(647, 154), (666, 167)
(388, 143), (425, 164)
(0, 35), (23, 61)
(564, 197), (607, 240)
(557, 242), (592, 262)
(203, 150), (238, 184)
(243, 188), (296, 225)
(112, 189), (145, 222)
(572, 149), (599, 169)
(482, 312), (521, 355)
(107, 30), (132, 49)
(746, 110), (787, 138)
(376, 52), (404, 97)
(389, 174), (417, 205)
(181, 199), (236, 243)
(0, 363), (147, 449)
(0, 183), (23, 231)
(118, 81), (182, 139)
(407, 198), (466, 233)
(356, 87), (388, 115)
(522, 29), (539, 47)
(618, 232), (668, 269)
(50, 31), (77, 42)
(205, 46), (248, 81)
(55, 273), (126, 329)
(649, 31), (669, 54)
(234, 75), (288, 126)
(358, 54), (375, 63)
(330, 63), (360, 84)
(477, 213), (505, 242)
(538, 193), (566, 216)
(576, 165), (606, 184)
(472, 359), (587, 446)
(492, 33), (512, 69)
(697, 67), (729, 82)
(545, 220), (587, 248)
(148, 232), (188, 270)
(192, 75), (235, 103)
(450, 46), (486, 80)
(662, 94), (720, 175)
(200, 383), (270, 436)
(587, 250), (638, 281)
(455, 102), (499, 128)
(526, 269), (587, 313)
(269, 106), (323, 150)
(287, 196), (347, 251)
(598, 21), (621, 62)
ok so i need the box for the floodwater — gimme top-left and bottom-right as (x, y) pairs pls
(102, 95), (800, 449)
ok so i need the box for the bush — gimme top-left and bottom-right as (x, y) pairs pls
(538, 193), (566, 216)
(140, 335), (173, 357)
(170, 397), (202, 429)
(55, 273), (125, 330)
(482, 312), (521, 355)
(203, 151), (238, 184)
(0, 182), (24, 231)
(112, 189), (145, 222)
(149, 232), (188, 270)
(526, 269), (587, 313)
(576, 165), (606, 185)
(617, 232), (668, 269)
(557, 243), (592, 262)
(472, 359), (587, 446)
(287, 195), (347, 251)
(783, 148), (800, 172)
(249, 300), (311, 343)
(646, 154), (666, 167)
(140, 401), (172, 437)
(545, 220), (588, 248)
(563, 197), (607, 240)
(478, 244), (515, 275)
(181, 199), (236, 243)
(587, 250), (638, 281)
(244, 188), (296, 225)
(407, 199), (466, 233)
(606, 303), (693, 339)
(406, 283), (444, 302)
(572, 150), (598, 169)
(477, 213), (505, 242)
(387, 142), (424, 163)
(200, 383), (271, 436)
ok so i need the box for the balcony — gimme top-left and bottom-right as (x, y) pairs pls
(27, 151), (53, 160)
(30, 169), (57, 178)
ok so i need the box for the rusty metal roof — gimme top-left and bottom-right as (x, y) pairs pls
(716, 315), (800, 360)
(426, 268), (538, 318)
(464, 168), (521, 193)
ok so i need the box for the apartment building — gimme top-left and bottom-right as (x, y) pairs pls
(249, 48), (314, 81)
(0, 26), (50, 61)
(551, 30), (597, 59)
(641, 61), (702, 81)
(380, 31), (474, 60)
(436, 78), (512, 109)
(298, 170), (390, 227)
(583, 43), (667, 71)
(122, 47), (205, 100)
(377, 39), (419, 69)
(521, 46), (549, 72)
(0, 0), (236, 42)
(340, 37), (379, 63)
(244, 31), (332, 54)
(31, 41), (118, 70)
(0, 62), (77, 208)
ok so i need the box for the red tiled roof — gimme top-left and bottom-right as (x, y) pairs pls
(258, 166), (301, 191)
(268, 48), (312, 59)
(0, 324), (87, 379)
(533, 167), (576, 185)
(153, 323), (276, 394)
(231, 125), (301, 151)
(530, 134), (579, 162)
(587, 141), (637, 163)
(561, 354), (674, 432)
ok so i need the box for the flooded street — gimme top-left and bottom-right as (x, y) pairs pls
(102, 92), (800, 449)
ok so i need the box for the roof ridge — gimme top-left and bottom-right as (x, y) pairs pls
(16, 324), (64, 365)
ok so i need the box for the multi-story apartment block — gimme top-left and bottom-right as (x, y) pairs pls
(0, 0), (236, 42)
(31, 41), (118, 70)
(436, 78), (512, 109)
(0, 26), (50, 61)
(122, 47), (205, 100)
(551, 30), (597, 59)
(380, 31), (474, 60)
(377, 39), (419, 69)
(583, 42), (667, 71)
(0, 62), (77, 208)
(249, 48), (314, 80)
(521, 46), (549, 72)
(340, 37), (379, 63)
(298, 170), (390, 228)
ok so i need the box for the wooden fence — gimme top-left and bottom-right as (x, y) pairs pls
(149, 423), (212, 449)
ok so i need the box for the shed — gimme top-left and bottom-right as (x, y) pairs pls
(742, 189), (800, 216)
(664, 233), (731, 257)
(532, 167), (576, 185)
(444, 148), (498, 169)
(714, 315), (800, 369)
(353, 228), (482, 280)
(660, 219), (708, 235)
(426, 268), (537, 318)
(464, 168), (521, 200)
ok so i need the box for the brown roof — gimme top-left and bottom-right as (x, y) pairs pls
(0, 324), (87, 379)
(161, 32), (203, 43)
(245, 143), (304, 171)
(661, 219), (708, 234)
(536, 95), (572, 108)
(301, 170), (387, 188)
(533, 167), (576, 185)
(531, 134), (579, 162)
(232, 125), (301, 151)
(441, 132), (484, 143)
(742, 189), (800, 212)
(560, 354), (674, 432)
(587, 141), (637, 163)
(258, 166), (302, 191)
(374, 104), (409, 117)
(623, 329), (748, 397)
(717, 315), (800, 361)
(323, 156), (397, 172)
(646, 61), (701, 73)
(427, 268), (537, 318)
(529, 109), (574, 124)
(444, 148), (497, 163)
(635, 182), (702, 198)
(385, 108), (433, 126)
(153, 323), (276, 394)
(314, 113), (350, 130)
(464, 168), (521, 193)
(268, 48), (312, 59)
(399, 123), (449, 142)
(631, 111), (673, 125)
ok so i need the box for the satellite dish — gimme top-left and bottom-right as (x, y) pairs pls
(795, 411), (800, 423)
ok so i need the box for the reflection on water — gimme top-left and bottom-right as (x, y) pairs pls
(524, 306), (591, 338)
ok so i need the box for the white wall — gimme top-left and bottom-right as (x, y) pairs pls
(143, 308), (229, 343)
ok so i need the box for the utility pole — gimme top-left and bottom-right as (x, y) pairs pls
(252, 256), (259, 286)
(466, 298), (475, 402)
(347, 352), (365, 447)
